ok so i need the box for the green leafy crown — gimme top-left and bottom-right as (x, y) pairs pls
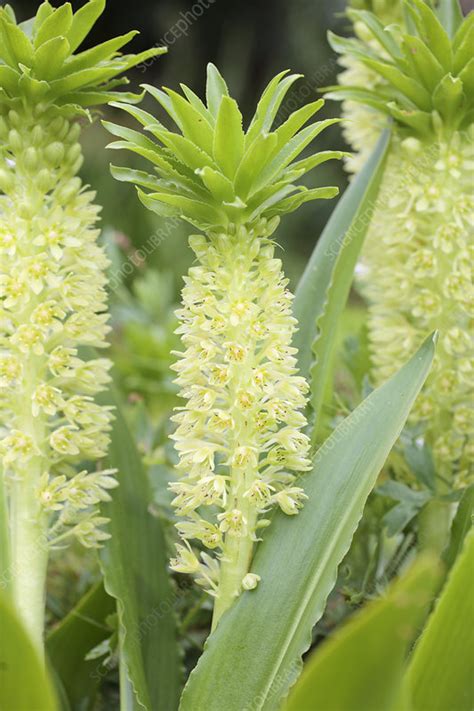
(327, 0), (474, 137)
(0, 0), (165, 111)
(348, 0), (403, 23)
(104, 64), (344, 232)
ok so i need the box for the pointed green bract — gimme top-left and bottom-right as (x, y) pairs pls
(107, 66), (342, 628)
(0, 0), (166, 111)
(327, 0), (473, 137)
(105, 63), (342, 231)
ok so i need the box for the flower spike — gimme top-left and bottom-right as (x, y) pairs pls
(107, 65), (342, 626)
(0, 0), (164, 652)
(329, 1), (473, 490)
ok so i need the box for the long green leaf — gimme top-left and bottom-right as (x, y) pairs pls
(284, 556), (441, 711)
(293, 129), (391, 384)
(179, 334), (436, 711)
(99, 389), (181, 711)
(0, 592), (58, 710)
(46, 581), (115, 711)
(442, 484), (474, 572)
(404, 529), (474, 711)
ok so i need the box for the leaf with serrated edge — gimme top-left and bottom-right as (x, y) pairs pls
(179, 334), (435, 711)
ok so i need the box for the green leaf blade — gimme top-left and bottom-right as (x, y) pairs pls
(285, 556), (441, 711)
(405, 529), (474, 711)
(98, 390), (182, 711)
(179, 334), (436, 711)
(0, 592), (58, 710)
(293, 129), (391, 384)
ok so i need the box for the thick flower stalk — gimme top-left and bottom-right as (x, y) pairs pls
(0, 0), (164, 651)
(328, 1), (473, 492)
(107, 65), (342, 624)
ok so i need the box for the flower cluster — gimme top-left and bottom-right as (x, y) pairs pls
(0, 103), (117, 546)
(108, 65), (341, 620)
(0, 0), (164, 551)
(168, 227), (312, 593)
(329, 1), (474, 487)
(360, 133), (473, 486)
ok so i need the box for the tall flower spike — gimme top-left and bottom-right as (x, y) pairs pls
(106, 64), (342, 626)
(0, 1), (164, 651)
(327, 2), (473, 491)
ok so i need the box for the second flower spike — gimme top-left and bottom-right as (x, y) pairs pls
(106, 65), (342, 627)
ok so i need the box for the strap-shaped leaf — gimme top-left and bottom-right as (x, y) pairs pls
(179, 334), (436, 711)
(0, 592), (58, 710)
(98, 387), (182, 711)
(442, 484), (474, 572)
(285, 556), (441, 711)
(293, 130), (390, 382)
(47, 582), (115, 710)
(307, 130), (390, 444)
(404, 530), (474, 711)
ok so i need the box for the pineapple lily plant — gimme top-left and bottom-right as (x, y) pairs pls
(105, 65), (343, 625)
(0, 0), (164, 652)
(0, 1), (472, 710)
(327, 0), (473, 531)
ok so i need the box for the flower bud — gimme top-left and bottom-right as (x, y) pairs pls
(45, 141), (65, 166)
(9, 129), (22, 152)
(24, 147), (39, 172)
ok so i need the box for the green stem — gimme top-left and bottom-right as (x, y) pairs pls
(212, 489), (257, 630)
(418, 499), (452, 555)
(0, 463), (11, 596)
(10, 475), (48, 656)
